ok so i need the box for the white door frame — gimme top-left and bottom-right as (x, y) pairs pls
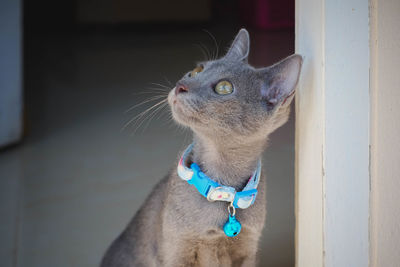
(295, 0), (370, 266)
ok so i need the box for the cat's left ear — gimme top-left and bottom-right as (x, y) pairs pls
(258, 54), (303, 110)
(224, 28), (250, 62)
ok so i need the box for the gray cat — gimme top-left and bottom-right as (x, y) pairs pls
(101, 29), (302, 267)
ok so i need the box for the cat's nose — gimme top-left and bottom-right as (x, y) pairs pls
(175, 84), (188, 95)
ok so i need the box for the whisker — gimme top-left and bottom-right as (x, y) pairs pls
(139, 101), (168, 133)
(145, 87), (169, 92)
(149, 82), (171, 89)
(163, 76), (173, 87)
(157, 106), (171, 125)
(198, 43), (212, 61)
(132, 92), (168, 97)
(122, 98), (167, 131)
(203, 29), (219, 60)
(194, 43), (209, 61)
(125, 95), (167, 113)
(133, 101), (168, 135)
(133, 90), (169, 96)
(160, 110), (174, 128)
(131, 89), (169, 96)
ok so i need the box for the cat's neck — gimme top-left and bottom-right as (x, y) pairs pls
(190, 133), (266, 189)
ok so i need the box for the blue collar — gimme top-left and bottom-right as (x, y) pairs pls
(177, 144), (261, 209)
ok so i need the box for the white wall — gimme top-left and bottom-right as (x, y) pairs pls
(324, 1), (370, 265)
(295, 0), (324, 264)
(370, 0), (400, 266)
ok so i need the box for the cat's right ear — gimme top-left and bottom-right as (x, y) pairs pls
(224, 29), (250, 62)
(258, 54), (303, 110)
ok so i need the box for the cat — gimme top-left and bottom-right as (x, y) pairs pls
(100, 28), (302, 267)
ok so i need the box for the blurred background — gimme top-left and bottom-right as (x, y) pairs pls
(0, 0), (295, 266)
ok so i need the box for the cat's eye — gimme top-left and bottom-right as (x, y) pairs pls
(214, 81), (233, 95)
(189, 65), (204, 77)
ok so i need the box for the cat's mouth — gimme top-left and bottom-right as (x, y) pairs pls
(168, 87), (179, 107)
(168, 88), (201, 126)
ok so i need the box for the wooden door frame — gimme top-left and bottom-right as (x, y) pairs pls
(295, 0), (370, 266)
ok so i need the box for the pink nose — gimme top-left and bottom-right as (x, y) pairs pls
(175, 84), (188, 95)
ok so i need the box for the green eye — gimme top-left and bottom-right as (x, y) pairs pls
(215, 80), (233, 95)
(190, 65), (204, 77)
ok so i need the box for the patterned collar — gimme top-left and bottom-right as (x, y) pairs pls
(177, 143), (261, 209)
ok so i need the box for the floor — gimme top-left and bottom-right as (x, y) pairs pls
(0, 27), (295, 266)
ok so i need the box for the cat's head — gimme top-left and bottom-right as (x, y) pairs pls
(168, 29), (302, 143)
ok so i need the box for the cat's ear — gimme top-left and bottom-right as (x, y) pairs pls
(259, 54), (303, 110)
(224, 28), (250, 62)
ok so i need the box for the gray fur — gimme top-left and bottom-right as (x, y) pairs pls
(101, 29), (302, 267)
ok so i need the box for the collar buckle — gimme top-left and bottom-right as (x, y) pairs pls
(207, 186), (236, 202)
